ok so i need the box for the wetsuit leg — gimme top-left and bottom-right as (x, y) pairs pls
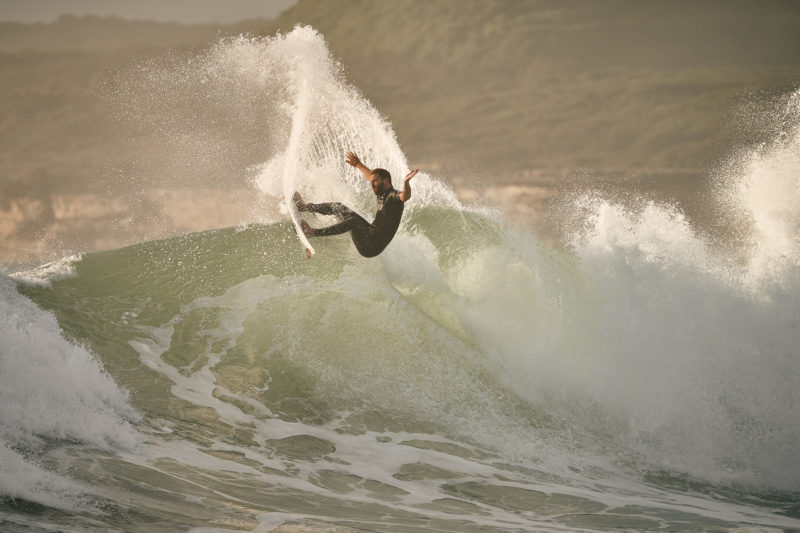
(304, 202), (354, 217)
(306, 202), (370, 237)
(304, 202), (383, 257)
(313, 214), (370, 237)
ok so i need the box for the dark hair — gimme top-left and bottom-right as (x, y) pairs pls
(372, 168), (392, 184)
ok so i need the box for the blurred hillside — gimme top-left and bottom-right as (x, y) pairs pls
(264, 0), (800, 172)
(0, 15), (219, 52)
(2, 1), (800, 263)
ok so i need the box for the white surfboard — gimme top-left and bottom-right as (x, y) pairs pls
(287, 194), (315, 259)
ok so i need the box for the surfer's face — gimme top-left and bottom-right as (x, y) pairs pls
(370, 173), (390, 195)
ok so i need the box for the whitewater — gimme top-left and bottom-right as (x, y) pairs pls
(2, 26), (800, 532)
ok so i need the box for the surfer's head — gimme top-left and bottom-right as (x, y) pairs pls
(369, 168), (392, 195)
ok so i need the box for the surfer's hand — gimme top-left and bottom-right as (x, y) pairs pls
(346, 152), (361, 167)
(400, 169), (417, 202)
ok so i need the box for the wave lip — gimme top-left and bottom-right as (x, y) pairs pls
(10, 255), (81, 287)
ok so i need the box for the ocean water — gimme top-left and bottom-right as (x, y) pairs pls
(2, 27), (800, 532)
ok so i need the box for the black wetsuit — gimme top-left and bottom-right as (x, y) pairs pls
(305, 188), (404, 257)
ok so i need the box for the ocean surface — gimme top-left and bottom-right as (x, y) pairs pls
(2, 27), (800, 532)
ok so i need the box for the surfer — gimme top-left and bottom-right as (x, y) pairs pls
(293, 152), (417, 257)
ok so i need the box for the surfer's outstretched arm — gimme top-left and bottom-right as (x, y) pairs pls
(346, 151), (373, 180)
(400, 169), (418, 202)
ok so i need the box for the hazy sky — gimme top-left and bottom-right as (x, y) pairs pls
(0, 0), (297, 24)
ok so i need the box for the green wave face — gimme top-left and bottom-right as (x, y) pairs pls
(20, 206), (568, 438)
(9, 209), (599, 531)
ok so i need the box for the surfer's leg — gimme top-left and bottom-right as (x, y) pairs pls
(297, 199), (376, 253)
(293, 194), (353, 217)
(305, 211), (382, 257)
(312, 213), (369, 237)
(304, 202), (356, 218)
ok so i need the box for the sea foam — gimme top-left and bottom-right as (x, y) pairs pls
(0, 274), (140, 508)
